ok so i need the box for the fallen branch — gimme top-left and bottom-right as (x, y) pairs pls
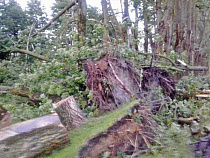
(177, 117), (195, 124)
(11, 90), (41, 104)
(6, 48), (49, 61)
(136, 51), (208, 71)
(175, 66), (208, 71)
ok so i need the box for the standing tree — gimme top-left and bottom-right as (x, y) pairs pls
(77, 0), (87, 44)
(0, 0), (27, 59)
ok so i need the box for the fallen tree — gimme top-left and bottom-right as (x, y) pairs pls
(0, 114), (70, 158)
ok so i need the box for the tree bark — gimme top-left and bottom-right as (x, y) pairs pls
(122, 0), (130, 44)
(133, 2), (139, 51)
(53, 96), (87, 130)
(0, 111), (12, 129)
(101, 0), (110, 53)
(156, 0), (162, 32)
(143, 0), (148, 53)
(78, 0), (87, 44)
(0, 114), (70, 158)
(0, 105), (12, 129)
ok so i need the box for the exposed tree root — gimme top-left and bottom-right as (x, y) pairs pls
(79, 104), (158, 158)
(84, 55), (176, 110)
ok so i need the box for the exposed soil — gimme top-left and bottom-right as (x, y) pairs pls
(79, 104), (158, 158)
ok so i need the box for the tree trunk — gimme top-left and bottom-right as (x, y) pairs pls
(143, 0), (148, 53)
(78, 0), (87, 44)
(53, 96), (87, 130)
(0, 114), (70, 158)
(122, 0), (130, 44)
(133, 3), (139, 51)
(101, 0), (110, 53)
(156, 0), (162, 32)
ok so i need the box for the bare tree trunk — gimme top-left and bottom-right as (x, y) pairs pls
(101, 0), (110, 53)
(53, 96), (87, 130)
(143, 0), (148, 53)
(156, 0), (162, 32)
(186, 0), (192, 64)
(78, 0), (87, 44)
(122, 0), (130, 44)
(134, 3), (139, 51)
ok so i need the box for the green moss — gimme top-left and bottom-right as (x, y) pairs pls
(44, 100), (139, 158)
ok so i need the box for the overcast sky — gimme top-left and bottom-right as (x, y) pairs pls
(16, 0), (123, 19)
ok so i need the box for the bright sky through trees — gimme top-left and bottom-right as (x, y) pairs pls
(16, 0), (133, 21)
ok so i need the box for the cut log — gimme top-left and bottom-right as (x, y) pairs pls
(53, 96), (87, 130)
(0, 114), (70, 158)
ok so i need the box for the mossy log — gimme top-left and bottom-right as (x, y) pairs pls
(53, 96), (87, 130)
(0, 114), (70, 158)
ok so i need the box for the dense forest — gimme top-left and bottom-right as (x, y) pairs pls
(0, 0), (209, 158)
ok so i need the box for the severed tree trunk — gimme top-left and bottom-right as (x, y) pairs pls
(53, 96), (87, 130)
(0, 105), (12, 129)
(0, 114), (70, 158)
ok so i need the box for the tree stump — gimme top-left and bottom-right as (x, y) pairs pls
(53, 96), (87, 130)
(0, 105), (12, 129)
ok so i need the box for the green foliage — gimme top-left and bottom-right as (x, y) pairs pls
(0, 59), (30, 86)
(26, 0), (48, 29)
(176, 75), (210, 95)
(141, 123), (193, 158)
(1, 93), (52, 123)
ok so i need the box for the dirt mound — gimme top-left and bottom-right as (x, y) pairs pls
(79, 104), (158, 158)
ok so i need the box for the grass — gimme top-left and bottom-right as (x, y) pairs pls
(44, 100), (139, 158)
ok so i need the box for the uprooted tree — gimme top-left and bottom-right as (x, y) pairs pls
(84, 55), (176, 111)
